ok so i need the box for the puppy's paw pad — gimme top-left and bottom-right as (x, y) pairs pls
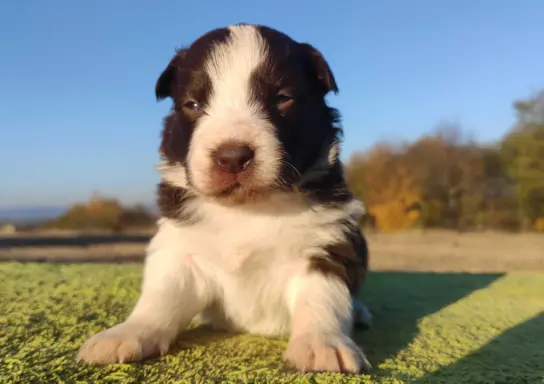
(283, 333), (371, 374)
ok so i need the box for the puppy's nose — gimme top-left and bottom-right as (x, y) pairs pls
(214, 144), (255, 174)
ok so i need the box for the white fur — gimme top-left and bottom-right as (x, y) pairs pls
(156, 160), (188, 187)
(151, 193), (362, 336)
(286, 272), (353, 336)
(328, 141), (340, 165)
(188, 24), (282, 195)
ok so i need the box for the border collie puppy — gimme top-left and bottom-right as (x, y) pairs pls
(78, 23), (372, 374)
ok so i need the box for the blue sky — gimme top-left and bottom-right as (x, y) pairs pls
(1, 0), (543, 207)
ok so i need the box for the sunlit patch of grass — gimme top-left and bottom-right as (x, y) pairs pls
(1, 263), (542, 383)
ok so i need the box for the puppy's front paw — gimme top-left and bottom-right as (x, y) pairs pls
(77, 323), (173, 365)
(284, 333), (371, 374)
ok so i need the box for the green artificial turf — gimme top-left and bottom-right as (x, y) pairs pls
(1, 263), (543, 384)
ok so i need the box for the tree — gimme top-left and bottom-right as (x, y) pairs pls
(45, 194), (157, 232)
(500, 91), (544, 228)
(346, 142), (422, 232)
(402, 124), (488, 230)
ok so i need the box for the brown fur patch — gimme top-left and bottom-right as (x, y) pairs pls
(308, 219), (368, 295)
(156, 182), (198, 224)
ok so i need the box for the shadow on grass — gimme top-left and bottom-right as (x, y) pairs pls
(414, 311), (544, 384)
(136, 325), (242, 366)
(355, 272), (504, 369)
(171, 325), (241, 352)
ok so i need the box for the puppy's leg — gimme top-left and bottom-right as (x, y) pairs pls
(284, 271), (371, 373)
(77, 248), (212, 365)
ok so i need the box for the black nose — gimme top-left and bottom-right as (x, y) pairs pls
(214, 144), (255, 173)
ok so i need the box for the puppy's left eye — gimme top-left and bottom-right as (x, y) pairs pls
(276, 93), (293, 104)
(184, 101), (202, 111)
(275, 91), (294, 110)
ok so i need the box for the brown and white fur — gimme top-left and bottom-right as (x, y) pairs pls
(77, 23), (372, 374)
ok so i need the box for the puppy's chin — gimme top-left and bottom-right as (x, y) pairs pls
(216, 186), (270, 205)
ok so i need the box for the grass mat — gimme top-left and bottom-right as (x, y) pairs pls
(1, 263), (543, 383)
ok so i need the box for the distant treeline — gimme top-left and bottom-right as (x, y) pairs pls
(43, 194), (157, 233)
(346, 90), (544, 232)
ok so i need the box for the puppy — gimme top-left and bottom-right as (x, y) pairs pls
(77, 23), (372, 374)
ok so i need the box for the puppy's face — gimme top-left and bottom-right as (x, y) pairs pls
(156, 24), (341, 203)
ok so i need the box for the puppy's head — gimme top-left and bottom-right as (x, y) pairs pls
(156, 24), (341, 204)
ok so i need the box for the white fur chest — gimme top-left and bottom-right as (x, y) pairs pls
(147, 194), (359, 336)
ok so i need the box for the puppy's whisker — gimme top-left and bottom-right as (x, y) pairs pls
(281, 160), (301, 178)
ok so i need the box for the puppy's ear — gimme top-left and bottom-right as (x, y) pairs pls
(155, 49), (187, 101)
(299, 43), (339, 95)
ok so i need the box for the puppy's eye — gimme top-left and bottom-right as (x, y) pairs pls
(183, 100), (202, 111)
(275, 92), (294, 111)
(276, 93), (293, 105)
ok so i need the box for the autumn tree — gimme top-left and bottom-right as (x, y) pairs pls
(346, 142), (422, 232)
(402, 124), (498, 230)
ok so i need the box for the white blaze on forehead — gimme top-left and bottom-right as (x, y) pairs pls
(205, 24), (268, 118)
(188, 24), (282, 196)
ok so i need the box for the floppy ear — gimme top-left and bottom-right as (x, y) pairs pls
(155, 49), (187, 101)
(299, 43), (339, 95)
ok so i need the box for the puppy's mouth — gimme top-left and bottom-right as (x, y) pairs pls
(215, 181), (242, 197)
(206, 177), (275, 204)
